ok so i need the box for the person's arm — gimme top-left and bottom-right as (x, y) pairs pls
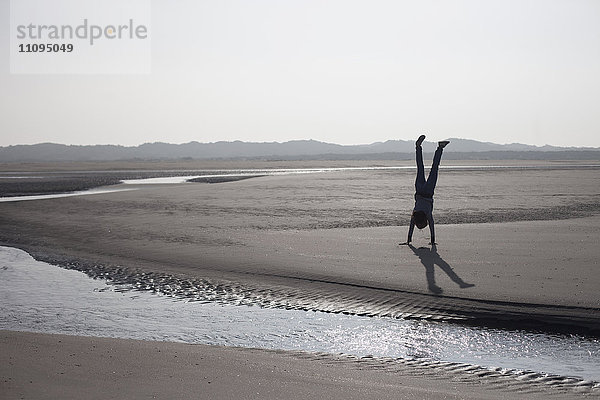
(428, 213), (436, 244)
(407, 215), (415, 243)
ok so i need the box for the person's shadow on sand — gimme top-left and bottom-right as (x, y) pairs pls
(407, 244), (475, 294)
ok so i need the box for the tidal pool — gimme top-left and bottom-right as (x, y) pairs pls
(1, 245), (598, 383)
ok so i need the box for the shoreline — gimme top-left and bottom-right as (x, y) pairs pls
(1, 167), (599, 335)
(2, 330), (597, 399)
(3, 217), (600, 336)
(2, 160), (599, 197)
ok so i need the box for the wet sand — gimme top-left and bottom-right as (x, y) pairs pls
(1, 161), (599, 397)
(1, 330), (594, 400)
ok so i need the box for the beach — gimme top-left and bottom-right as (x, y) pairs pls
(3, 329), (592, 400)
(1, 160), (599, 398)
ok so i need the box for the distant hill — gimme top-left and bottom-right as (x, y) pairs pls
(0, 138), (598, 162)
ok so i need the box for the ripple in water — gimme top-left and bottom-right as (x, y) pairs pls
(0, 246), (598, 382)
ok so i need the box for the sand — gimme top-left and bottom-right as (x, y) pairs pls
(1, 166), (598, 330)
(2, 330), (593, 400)
(1, 161), (599, 398)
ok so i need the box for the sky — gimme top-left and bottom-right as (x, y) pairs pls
(1, 0), (599, 147)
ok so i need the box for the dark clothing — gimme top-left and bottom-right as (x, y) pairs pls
(408, 146), (443, 243)
(415, 145), (442, 197)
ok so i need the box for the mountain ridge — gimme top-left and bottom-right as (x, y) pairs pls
(1, 138), (598, 162)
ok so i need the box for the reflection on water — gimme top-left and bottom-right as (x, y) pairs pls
(0, 188), (135, 202)
(0, 246), (598, 382)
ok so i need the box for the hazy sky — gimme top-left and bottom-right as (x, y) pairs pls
(1, 0), (599, 147)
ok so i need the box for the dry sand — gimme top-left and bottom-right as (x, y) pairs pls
(1, 162), (599, 398)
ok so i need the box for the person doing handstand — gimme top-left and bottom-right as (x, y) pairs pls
(402, 135), (449, 245)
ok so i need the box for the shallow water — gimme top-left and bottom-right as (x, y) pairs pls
(3, 164), (598, 203)
(0, 188), (135, 202)
(1, 246), (598, 382)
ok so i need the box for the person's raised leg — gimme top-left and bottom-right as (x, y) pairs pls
(424, 140), (449, 195)
(415, 135), (426, 192)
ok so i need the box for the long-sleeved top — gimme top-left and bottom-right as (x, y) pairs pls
(407, 194), (435, 243)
